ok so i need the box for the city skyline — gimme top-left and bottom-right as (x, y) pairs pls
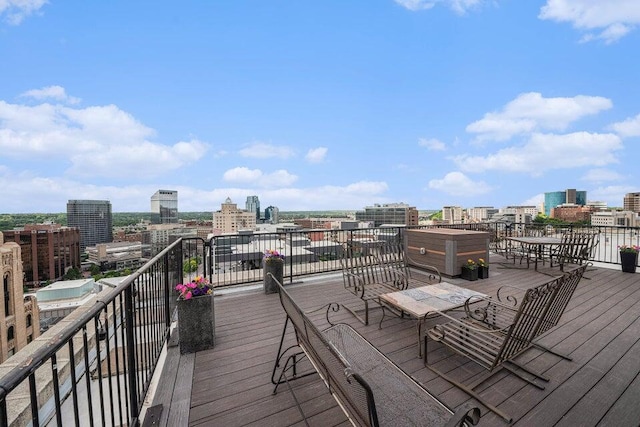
(1, 1), (639, 213)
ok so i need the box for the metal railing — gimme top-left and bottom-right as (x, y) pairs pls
(178, 227), (406, 287)
(0, 238), (182, 426)
(177, 224), (640, 288)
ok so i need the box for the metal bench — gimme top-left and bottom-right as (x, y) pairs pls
(270, 275), (480, 427)
(341, 242), (441, 325)
(424, 264), (588, 422)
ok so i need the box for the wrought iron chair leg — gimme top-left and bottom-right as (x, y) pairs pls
(532, 342), (573, 361)
(424, 363), (513, 423)
(424, 334), (513, 423)
(502, 363), (547, 389)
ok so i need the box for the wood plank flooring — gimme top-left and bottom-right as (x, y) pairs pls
(179, 258), (640, 426)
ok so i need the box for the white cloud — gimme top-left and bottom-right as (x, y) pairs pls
(394, 0), (483, 14)
(522, 193), (545, 207)
(418, 138), (446, 151)
(263, 170), (298, 187)
(223, 167), (263, 183)
(238, 142), (295, 159)
(539, 0), (640, 43)
(0, 96), (209, 178)
(394, 0), (436, 11)
(428, 171), (492, 196)
(20, 85), (81, 105)
(466, 92), (612, 142)
(609, 113), (640, 137)
(581, 168), (624, 183)
(454, 131), (622, 174)
(305, 147), (328, 163)
(222, 167), (298, 188)
(589, 185), (637, 206)
(0, 0), (46, 25)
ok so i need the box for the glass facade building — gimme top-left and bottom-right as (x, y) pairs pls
(151, 190), (178, 224)
(67, 200), (113, 252)
(544, 189), (587, 216)
(246, 195), (260, 221)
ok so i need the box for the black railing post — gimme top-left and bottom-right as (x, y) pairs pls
(164, 251), (171, 331)
(125, 283), (139, 424)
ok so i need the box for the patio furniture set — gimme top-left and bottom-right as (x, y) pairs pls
(502, 230), (599, 272)
(271, 238), (591, 425)
(270, 275), (481, 427)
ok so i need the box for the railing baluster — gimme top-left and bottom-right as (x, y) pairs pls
(67, 340), (81, 427)
(82, 327), (95, 427)
(51, 354), (63, 426)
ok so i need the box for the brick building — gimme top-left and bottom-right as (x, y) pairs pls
(2, 224), (81, 285)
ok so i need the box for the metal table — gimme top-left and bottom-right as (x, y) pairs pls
(506, 236), (565, 270)
(379, 282), (486, 356)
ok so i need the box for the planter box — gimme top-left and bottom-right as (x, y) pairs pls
(264, 259), (284, 294)
(620, 251), (638, 273)
(478, 266), (489, 279)
(177, 294), (215, 354)
(406, 229), (489, 278)
(461, 267), (478, 281)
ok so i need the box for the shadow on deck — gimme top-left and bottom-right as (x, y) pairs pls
(148, 256), (640, 426)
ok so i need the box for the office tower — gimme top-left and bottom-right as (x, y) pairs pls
(544, 189), (587, 216)
(354, 203), (419, 227)
(2, 224), (81, 285)
(67, 200), (113, 252)
(151, 190), (178, 224)
(264, 206), (279, 224)
(246, 195), (260, 222)
(442, 206), (463, 224)
(623, 192), (640, 214)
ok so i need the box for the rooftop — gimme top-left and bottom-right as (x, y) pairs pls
(150, 256), (640, 426)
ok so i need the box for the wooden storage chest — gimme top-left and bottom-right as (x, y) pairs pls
(406, 229), (489, 278)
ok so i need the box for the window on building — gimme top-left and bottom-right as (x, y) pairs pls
(8, 326), (14, 341)
(27, 314), (32, 327)
(3, 274), (11, 316)
(27, 334), (33, 344)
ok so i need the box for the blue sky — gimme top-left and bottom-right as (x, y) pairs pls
(1, 1), (639, 213)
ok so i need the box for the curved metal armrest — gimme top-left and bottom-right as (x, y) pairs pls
(404, 252), (442, 283)
(496, 284), (523, 306)
(446, 404), (481, 427)
(306, 303), (342, 327)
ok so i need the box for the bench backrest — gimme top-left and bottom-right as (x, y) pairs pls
(341, 244), (405, 291)
(275, 278), (377, 426)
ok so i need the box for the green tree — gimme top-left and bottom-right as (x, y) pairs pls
(63, 267), (82, 280)
(183, 259), (199, 273)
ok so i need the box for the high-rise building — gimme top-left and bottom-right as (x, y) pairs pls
(544, 189), (587, 216)
(467, 207), (498, 222)
(264, 206), (279, 224)
(442, 206), (463, 224)
(67, 200), (113, 252)
(213, 197), (257, 233)
(0, 232), (41, 361)
(151, 190), (178, 224)
(2, 224), (80, 285)
(354, 203), (418, 227)
(623, 192), (640, 213)
(245, 195), (260, 222)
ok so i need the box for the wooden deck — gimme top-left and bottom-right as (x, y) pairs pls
(150, 256), (640, 426)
